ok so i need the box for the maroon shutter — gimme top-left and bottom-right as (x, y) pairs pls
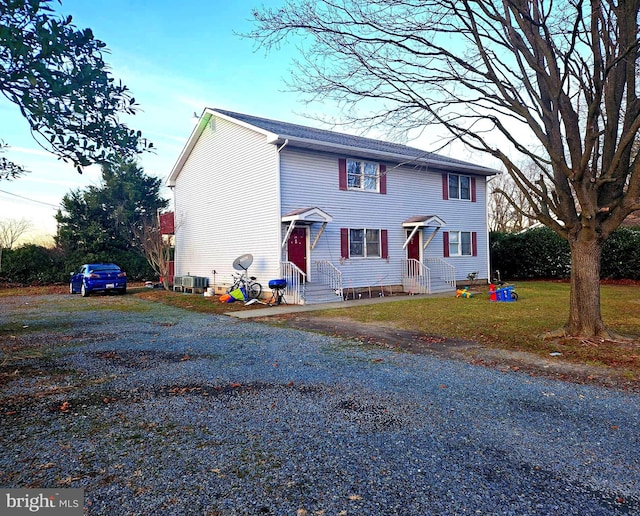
(442, 174), (449, 200)
(379, 164), (387, 194)
(381, 229), (388, 258)
(472, 232), (478, 256)
(338, 158), (347, 190)
(471, 177), (477, 202)
(443, 231), (450, 257)
(340, 228), (349, 258)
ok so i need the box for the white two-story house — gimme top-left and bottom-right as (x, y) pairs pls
(167, 108), (498, 304)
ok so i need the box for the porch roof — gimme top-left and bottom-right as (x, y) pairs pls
(402, 215), (447, 227)
(281, 207), (333, 224)
(402, 215), (446, 250)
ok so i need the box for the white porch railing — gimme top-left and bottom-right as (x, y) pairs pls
(425, 257), (456, 288)
(281, 261), (307, 305)
(401, 258), (431, 294)
(314, 260), (343, 300)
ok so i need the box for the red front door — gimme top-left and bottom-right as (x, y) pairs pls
(287, 227), (307, 274)
(407, 230), (420, 261)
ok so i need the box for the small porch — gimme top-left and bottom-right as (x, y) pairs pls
(280, 207), (344, 305)
(401, 215), (456, 294)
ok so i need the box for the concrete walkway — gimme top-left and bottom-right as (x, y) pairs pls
(227, 291), (453, 319)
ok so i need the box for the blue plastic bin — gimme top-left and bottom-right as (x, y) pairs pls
(496, 286), (515, 302)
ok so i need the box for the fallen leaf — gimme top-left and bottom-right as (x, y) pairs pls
(348, 494), (363, 501)
(59, 401), (70, 412)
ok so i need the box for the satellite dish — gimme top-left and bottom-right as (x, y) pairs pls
(232, 253), (253, 271)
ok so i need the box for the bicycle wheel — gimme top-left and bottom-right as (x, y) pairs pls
(247, 282), (262, 300)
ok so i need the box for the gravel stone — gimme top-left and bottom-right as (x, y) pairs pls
(1, 294), (639, 515)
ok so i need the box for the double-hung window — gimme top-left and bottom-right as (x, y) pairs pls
(443, 173), (476, 201)
(445, 230), (476, 257)
(341, 228), (389, 259)
(347, 160), (379, 192)
(339, 158), (387, 194)
(349, 228), (380, 257)
(448, 174), (471, 200)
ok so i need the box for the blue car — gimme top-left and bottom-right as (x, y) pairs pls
(69, 263), (127, 297)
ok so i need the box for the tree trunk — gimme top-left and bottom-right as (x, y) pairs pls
(565, 236), (609, 338)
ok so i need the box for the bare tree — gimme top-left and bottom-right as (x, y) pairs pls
(249, 0), (640, 338)
(0, 218), (31, 271)
(132, 212), (175, 291)
(489, 165), (538, 233)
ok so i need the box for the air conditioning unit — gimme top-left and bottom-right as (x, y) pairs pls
(173, 276), (184, 287)
(182, 275), (208, 289)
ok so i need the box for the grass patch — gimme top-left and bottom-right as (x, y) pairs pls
(132, 288), (257, 315)
(310, 281), (640, 377)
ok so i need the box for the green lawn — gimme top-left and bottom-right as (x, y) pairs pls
(310, 281), (640, 374)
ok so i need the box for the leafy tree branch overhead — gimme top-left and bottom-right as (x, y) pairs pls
(0, 0), (152, 178)
(249, 0), (640, 339)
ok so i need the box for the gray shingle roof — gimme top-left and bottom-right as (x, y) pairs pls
(214, 109), (498, 175)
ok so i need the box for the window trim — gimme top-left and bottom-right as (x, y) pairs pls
(339, 158), (387, 194)
(443, 230), (477, 257)
(347, 159), (380, 192)
(349, 228), (380, 258)
(341, 227), (389, 259)
(443, 173), (476, 202)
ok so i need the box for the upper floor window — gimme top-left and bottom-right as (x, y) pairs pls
(339, 158), (387, 194)
(348, 160), (379, 191)
(443, 173), (476, 201)
(448, 174), (471, 200)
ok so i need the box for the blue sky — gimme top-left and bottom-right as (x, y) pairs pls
(0, 0), (309, 242)
(0, 0), (497, 243)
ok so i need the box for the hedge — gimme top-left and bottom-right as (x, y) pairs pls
(491, 226), (640, 281)
(0, 246), (156, 285)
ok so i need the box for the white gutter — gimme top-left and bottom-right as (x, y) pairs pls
(265, 134), (497, 176)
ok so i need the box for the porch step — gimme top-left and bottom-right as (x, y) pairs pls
(303, 282), (343, 305)
(430, 279), (456, 294)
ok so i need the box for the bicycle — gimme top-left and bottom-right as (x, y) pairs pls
(228, 272), (263, 300)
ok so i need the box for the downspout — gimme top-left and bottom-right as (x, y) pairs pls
(277, 139), (289, 153)
(276, 139), (289, 279)
(485, 175), (494, 284)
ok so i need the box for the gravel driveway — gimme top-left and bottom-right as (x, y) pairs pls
(1, 294), (639, 515)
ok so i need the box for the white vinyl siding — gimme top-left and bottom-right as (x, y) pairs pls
(279, 147), (490, 286)
(173, 116), (281, 286)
